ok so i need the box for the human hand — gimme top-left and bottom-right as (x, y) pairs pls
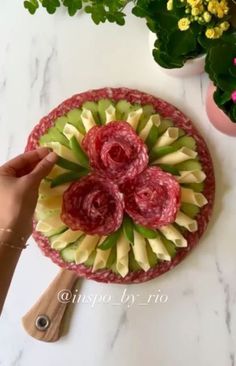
(0, 148), (57, 241)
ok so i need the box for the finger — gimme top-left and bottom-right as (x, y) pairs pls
(28, 152), (58, 184)
(0, 148), (51, 177)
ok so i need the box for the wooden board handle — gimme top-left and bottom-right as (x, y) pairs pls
(22, 269), (78, 342)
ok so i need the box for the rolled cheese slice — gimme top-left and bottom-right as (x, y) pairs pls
(51, 229), (83, 250)
(116, 233), (130, 278)
(177, 170), (206, 184)
(154, 147), (197, 165)
(127, 108), (143, 130)
(181, 187), (208, 207)
(47, 165), (68, 180)
(36, 214), (66, 236)
(105, 105), (116, 123)
(39, 180), (69, 197)
(42, 142), (78, 163)
(139, 114), (161, 141)
(154, 127), (179, 147)
(148, 234), (171, 261)
(132, 231), (150, 271)
(81, 108), (96, 132)
(160, 225), (187, 248)
(92, 237), (111, 272)
(63, 123), (83, 144)
(75, 235), (100, 264)
(175, 211), (198, 232)
(37, 195), (62, 210)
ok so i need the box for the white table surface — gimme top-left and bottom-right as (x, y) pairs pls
(0, 2), (236, 366)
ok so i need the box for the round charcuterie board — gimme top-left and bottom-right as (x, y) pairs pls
(26, 88), (215, 284)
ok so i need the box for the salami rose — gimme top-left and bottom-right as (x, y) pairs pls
(82, 121), (148, 184)
(123, 167), (181, 229)
(61, 174), (124, 235)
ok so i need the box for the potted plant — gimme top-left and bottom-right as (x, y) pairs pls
(205, 31), (236, 136)
(133, 0), (232, 77)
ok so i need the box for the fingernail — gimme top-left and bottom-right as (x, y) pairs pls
(38, 147), (52, 157)
(46, 152), (58, 163)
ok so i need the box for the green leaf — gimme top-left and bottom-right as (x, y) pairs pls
(123, 215), (134, 244)
(56, 156), (83, 171)
(99, 229), (121, 250)
(167, 29), (197, 57)
(134, 224), (157, 239)
(24, 0), (39, 14)
(51, 170), (88, 188)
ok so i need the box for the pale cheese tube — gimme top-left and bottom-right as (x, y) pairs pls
(75, 235), (100, 264)
(139, 114), (161, 141)
(81, 108), (96, 132)
(105, 105), (116, 123)
(154, 147), (197, 165)
(47, 165), (68, 180)
(181, 187), (208, 207)
(63, 123), (83, 144)
(37, 195), (62, 210)
(177, 170), (206, 184)
(39, 180), (70, 197)
(160, 225), (187, 248)
(51, 229), (83, 250)
(92, 237), (111, 272)
(132, 231), (150, 271)
(116, 233), (130, 278)
(36, 214), (65, 235)
(43, 142), (78, 163)
(175, 211), (198, 232)
(127, 108), (143, 130)
(148, 234), (171, 261)
(154, 127), (179, 147)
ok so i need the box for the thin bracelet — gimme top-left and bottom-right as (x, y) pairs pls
(0, 228), (26, 242)
(0, 241), (28, 250)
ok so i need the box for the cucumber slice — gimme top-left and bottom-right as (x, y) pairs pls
(158, 164), (180, 176)
(182, 182), (204, 192)
(56, 156), (83, 171)
(69, 136), (89, 168)
(146, 242), (158, 267)
(172, 136), (197, 150)
(82, 101), (100, 124)
(158, 119), (173, 135)
(67, 109), (86, 134)
(106, 245), (117, 269)
(161, 235), (177, 258)
(137, 104), (155, 133)
(55, 116), (69, 133)
(60, 242), (79, 263)
(150, 145), (178, 161)
(39, 127), (69, 148)
(99, 230), (121, 250)
(51, 170), (88, 188)
(98, 99), (114, 124)
(181, 203), (200, 218)
(146, 124), (159, 150)
(116, 100), (132, 120)
(84, 250), (97, 267)
(134, 224), (157, 239)
(129, 249), (142, 271)
(175, 159), (202, 171)
(123, 215), (134, 244)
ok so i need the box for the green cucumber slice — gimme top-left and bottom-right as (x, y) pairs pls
(158, 119), (173, 135)
(161, 235), (177, 258)
(50, 170), (88, 188)
(150, 145), (178, 161)
(158, 164), (180, 176)
(84, 250), (97, 267)
(60, 242), (79, 263)
(39, 127), (69, 148)
(82, 101), (100, 124)
(69, 136), (89, 168)
(123, 215), (134, 244)
(67, 109), (86, 134)
(172, 136), (197, 150)
(46, 226), (67, 238)
(134, 224), (157, 239)
(99, 229), (121, 250)
(137, 104), (156, 133)
(106, 245), (117, 269)
(116, 100), (132, 120)
(146, 124), (159, 150)
(175, 159), (202, 171)
(146, 242), (158, 267)
(181, 203), (200, 218)
(55, 116), (69, 133)
(56, 156), (83, 171)
(129, 249), (142, 271)
(98, 99), (114, 124)
(182, 182), (204, 192)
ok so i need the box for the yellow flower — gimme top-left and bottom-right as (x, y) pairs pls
(205, 28), (216, 38)
(213, 26), (223, 38)
(187, 0), (202, 6)
(191, 4), (204, 15)
(203, 11), (212, 22)
(178, 17), (191, 31)
(220, 21), (230, 30)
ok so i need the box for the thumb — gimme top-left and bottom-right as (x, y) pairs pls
(28, 152), (58, 184)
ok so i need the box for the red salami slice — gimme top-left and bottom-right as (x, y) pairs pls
(122, 167), (180, 228)
(26, 87), (215, 284)
(61, 173), (124, 235)
(82, 121), (148, 184)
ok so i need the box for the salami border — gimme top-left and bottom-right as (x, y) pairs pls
(26, 87), (215, 284)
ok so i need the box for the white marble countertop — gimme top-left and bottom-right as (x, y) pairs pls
(0, 2), (236, 366)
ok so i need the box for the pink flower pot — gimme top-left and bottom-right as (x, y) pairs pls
(206, 83), (236, 137)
